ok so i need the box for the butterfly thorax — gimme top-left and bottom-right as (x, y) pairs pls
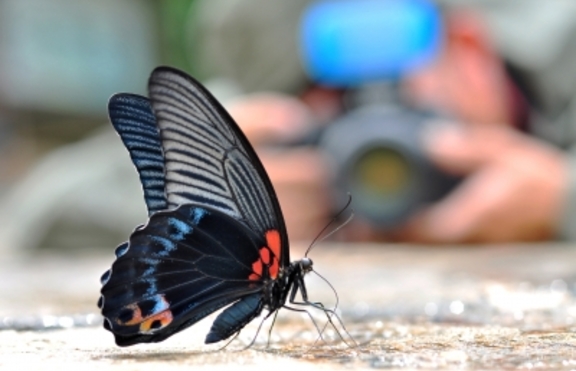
(263, 257), (313, 312)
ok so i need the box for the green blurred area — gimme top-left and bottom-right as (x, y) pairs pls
(158, 0), (199, 75)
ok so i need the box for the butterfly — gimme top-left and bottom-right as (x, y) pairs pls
(98, 66), (317, 347)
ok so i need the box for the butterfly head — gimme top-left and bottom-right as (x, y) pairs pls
(299, 257), (314, 273)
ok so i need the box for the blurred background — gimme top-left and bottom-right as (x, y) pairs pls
(1, 0), (576, 256)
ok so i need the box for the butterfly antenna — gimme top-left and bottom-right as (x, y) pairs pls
(305, 193), (354, 257)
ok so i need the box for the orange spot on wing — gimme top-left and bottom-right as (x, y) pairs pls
(266, 230), (281, 261)
(118, 295), (173, 332)
(140, 310), (173, 332)
(248, 272), (260, 281)
(120, 304), (143, 325)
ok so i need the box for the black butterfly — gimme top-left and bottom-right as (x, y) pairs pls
(98, 66), (317, 346)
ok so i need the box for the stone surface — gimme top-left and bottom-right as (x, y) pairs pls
(2, 243), (576, 370)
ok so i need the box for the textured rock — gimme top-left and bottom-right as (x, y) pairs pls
(2, 243), (576, 369)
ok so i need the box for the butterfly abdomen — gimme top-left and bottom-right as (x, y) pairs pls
(205, 293), (264, 344)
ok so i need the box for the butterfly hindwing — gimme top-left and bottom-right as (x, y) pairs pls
(101, 204), (267, 346)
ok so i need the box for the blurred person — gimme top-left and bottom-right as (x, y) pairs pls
(395, 8), (570, 243)
(190, 0), (576, 244)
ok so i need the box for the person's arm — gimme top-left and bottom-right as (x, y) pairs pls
(400, 123), (568, 243)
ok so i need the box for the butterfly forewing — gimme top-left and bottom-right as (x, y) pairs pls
(108, 94), (167, 215)
(147, 67), (289, 266)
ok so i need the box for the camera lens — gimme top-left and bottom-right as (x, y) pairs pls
(346, 143), (417, 226)
(353, 146), (412, 197)
(351, 146), (415, 222)
(320, 105), (459, 228)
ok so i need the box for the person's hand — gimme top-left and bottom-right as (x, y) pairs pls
(400, 123), (568, 243)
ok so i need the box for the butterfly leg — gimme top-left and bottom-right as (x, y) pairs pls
(265, 310), (280, 348)
(288, 269), (309, 304)
(282, 304), (327, 347)
(288, 271), (357, 347)
(288, 270), (339, 314)
(213, 330), (242, 352)
(240, 309), (278, 350)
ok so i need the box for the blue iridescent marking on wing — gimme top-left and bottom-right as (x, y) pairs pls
(168, 217), (192, 240)
(138, 258), (162, 296)
(191, 208), (207, 225)
(152, 294), (170, 312)
(108, 93), (167, 215)
(143, 266), (155, 277)
(150, 236), (176, 255)
(146, 278), (158, 296)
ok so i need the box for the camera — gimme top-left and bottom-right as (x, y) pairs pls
(300, 0), (460, 227)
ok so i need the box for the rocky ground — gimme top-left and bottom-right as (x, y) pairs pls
(2, 243), (576, 370)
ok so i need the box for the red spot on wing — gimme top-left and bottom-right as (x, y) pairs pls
(248, 230), (283, 281)
(266, 230), (281, 279)
(266, 230), (281, 260)
(269, 256), (279, 279)
(260, 247), (271, 265)
(252, 259), (263, 276)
